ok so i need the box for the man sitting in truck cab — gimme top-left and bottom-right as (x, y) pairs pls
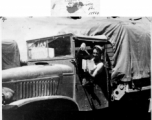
(76, 42), (108, 102)
(78, 42), (106, 87)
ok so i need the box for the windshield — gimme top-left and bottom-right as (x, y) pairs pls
(27, 35), (72, 60)
(48, 36), (71, 57)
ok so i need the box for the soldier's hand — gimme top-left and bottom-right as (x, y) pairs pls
(80, 43), (86, 51)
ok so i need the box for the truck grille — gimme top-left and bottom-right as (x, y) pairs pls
(14, 77), (60, 100)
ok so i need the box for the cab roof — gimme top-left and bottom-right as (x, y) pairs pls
(73, 35), (108, 42)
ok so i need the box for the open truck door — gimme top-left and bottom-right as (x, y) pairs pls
(72, 35), (114, 110)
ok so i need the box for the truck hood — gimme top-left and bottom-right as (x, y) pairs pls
(2, 64), (73, 82)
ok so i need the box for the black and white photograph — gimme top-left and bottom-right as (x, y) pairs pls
(1, 16), (151, 120)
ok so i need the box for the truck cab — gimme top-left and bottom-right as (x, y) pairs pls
(26, 33), (113, 110)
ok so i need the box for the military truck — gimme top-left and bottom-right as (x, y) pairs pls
(2, 18), (151, 119)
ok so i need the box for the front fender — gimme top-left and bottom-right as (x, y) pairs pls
(3, 96), (79, 120)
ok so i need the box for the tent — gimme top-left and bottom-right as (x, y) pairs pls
(2, 40), (20, 70)
(59, 18), (151, 82)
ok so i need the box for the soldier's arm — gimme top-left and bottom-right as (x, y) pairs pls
(90, 62), (103, 77)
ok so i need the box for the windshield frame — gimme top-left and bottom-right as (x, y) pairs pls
(26, 34), (74, 61)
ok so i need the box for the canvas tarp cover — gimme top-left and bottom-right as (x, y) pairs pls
(59, 19), (151, 82)
(2, 40), (20, 70)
